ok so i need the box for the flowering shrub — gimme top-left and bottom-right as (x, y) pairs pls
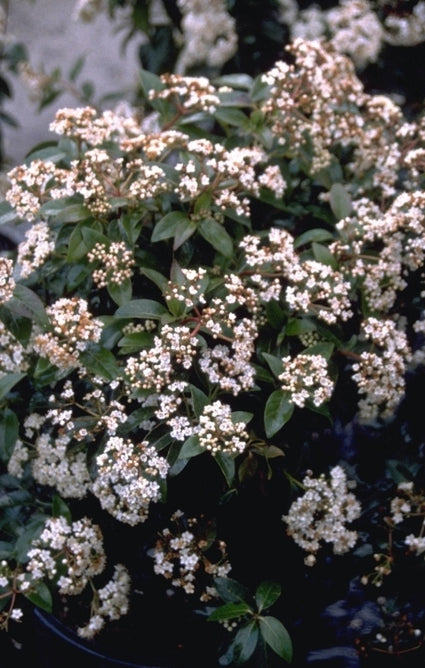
(0, 36), (425, 665)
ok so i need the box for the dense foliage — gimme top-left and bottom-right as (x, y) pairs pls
(0, 4), (425, 666)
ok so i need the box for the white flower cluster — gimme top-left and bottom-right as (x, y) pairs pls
(0, 257), (15, 304)
(198, 400), (249, 456)
(282, 466), (361, 563)
(32, 297), (103, 369)
(17, 221), (54, 278)
(124, 324), (198, 395)
(175, 0), (238, 74)
(279, 354), (334, 408)
(152, 511), (231, 599)
(26, 516), (106, 595)
(92, 437), (170, 525)
(77, 564), (131, 639)
(87, 240), (135, 288)
(352, 317), (411, 422)
(150, 74), (220, 114)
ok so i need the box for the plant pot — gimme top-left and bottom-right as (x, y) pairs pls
(31, 606), (220, 668)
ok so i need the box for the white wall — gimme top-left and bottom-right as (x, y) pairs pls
(2, 0), (141, 166)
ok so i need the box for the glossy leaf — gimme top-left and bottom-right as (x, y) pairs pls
(264, 390), (294, 438)
(25, 581), (53, 613)
(198, 219), (233, 257)
(208, 601), (252, 622)
(255, 581), (281, 613)
(259, 616), (293, 663)
(232, 621), (259, 664)
(114, 299), (168, 320)
(0, 373), (26, 401)
(213, 576), (251, 603)
(330, 182), (352, 220)
(151, 211), (190, 243)
(0, 408), (19, 462)
(179, 434), (203, 459)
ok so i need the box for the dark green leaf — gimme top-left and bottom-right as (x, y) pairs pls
(215, 451), (235, 487)
(107, 278), (132, 306)
(329, 183), (352, 220)
(198, 219), (233, 257)
(0, 373), (26, 401)
(114, 299), (168, 320)
(173, 218), (197, 250)
(264, 390), (294, 438)
(302, 342), (335, 359)
(215, 107), (249, 127)
(54, 203), (92, 224)
(259, 616), (293, 663)
(255, 581), (281, 613)
(261, 353), (284, 378)
(178, 434), (203, 459)
(233, 621), (259, 664)
(294, 228), (334, 249)
(0, 201), (20, 226)
(213, 576), (251, 603)
(25, 581), (53, 613)
(208, 601), (252, 622)
(79, 347), (119, 381)
(52, 496), (72, 523)
(151, 211), (190, 243)
(231, 411), (253, 425)
(0, 409), (19, 462)
(190, 385), (209, 418)
(6, 285), (49, 326)
(312, 242), (338, 269)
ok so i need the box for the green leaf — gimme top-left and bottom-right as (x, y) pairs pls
(255, 581), (281, 613)
(173, 217), (197, 250)
(198, 219), (233, 257)
(329, 183), (352, 220)
(261, 352), (284, 378)
(178, 434), (204, 459)
(215, 107), (248, 127)
(232, 621), (259, 664)
(24, 145), (67, 163)
(190, 385), (209, 418)
(151, 211), (190, 243)
(231, 411), (253, 425)
(6, 284), (49, 327)
(265, 301), (285, 330)
(259, 616), (293, 663)
(52, 496), (72, 523)
(208, 601), (252, 622)
(0, 408), (19, 462)
(302, 342), (335, 359)
(69, 54), (86, 82)
(79, 347), (119, 381)
(294, 228), (334, 249)
(114, 299), (168, 320)
(0, 200), (20, 226)
(0, 373), (26, 401)
(14, 517), (47, 562)
(312, 242), (338, 269)
(54, 203), (92, 224)
(215, 451), (235, 487)
(264, 390), (294, 438)
(107, 278), (132, 306)
(25, 581), (53, 613)
(213, 576), (251, 603)
(139, 267), (169, 294)
(213, 74), (253, 90)
(66, 220), (103, 262)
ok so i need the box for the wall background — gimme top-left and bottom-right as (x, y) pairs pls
(2, 0), (141, 166)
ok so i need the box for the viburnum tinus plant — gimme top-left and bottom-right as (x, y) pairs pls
(0, 38), (425, 665)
